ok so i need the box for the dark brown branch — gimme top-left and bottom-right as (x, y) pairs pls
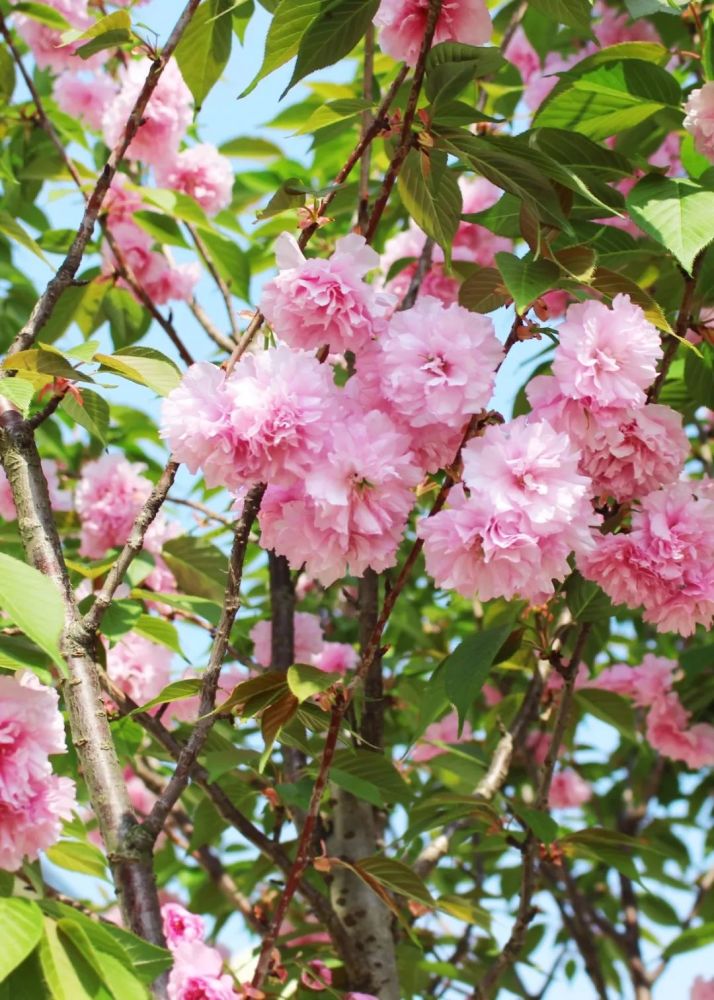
(83, 461), (179, 633)
(4, 0), (206, 360)
(141, 482), (266, 842)
(648, 252), (704, 403)
(363, 0), (443, 243)
(357, 24), (375, 233)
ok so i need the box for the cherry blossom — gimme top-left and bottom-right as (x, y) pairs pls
(53, 72), (118, 130)
(548, 768), (592, 809)
(375, 0), (492, 67)
(684, 83), (714, 161)
(167, 940), (237, 1000)
(155, 144), (234, 217)
(250, 613), (324, 667)
(162, 903), (205, 950)
(106, 633), (173, 710)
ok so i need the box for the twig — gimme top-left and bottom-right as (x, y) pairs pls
(188, 297), (237, 354)
(187, 223), (240, 341)
(83, 461), (179, 633)
(363, 0), (443, 243)
(168, 493), (236, 528)
(27, 387), (68, 429)
(250, 692), (346, 991)
(474, 625), (591, 999)
(4, 0), (206, 360)
(140, 483), (266, 842)
(399, 237), (434, 311)
(648, 252), (704, 402)
(357, 24), (375, 233)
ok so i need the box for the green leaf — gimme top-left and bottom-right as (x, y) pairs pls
(562, 828), (644, 884)
(626, 174), (714, 274)
(458, 265), (508, 313)
(60, 8), (130, 44)
(285, 0), (379, 95)
(356, 856), (433, 907)
(662, 922), (714, 958)
(444, 624), (514, 732)
(535, 59), (681, 139)
(0, 553), (64, 669)
(255, 176), (306, 220)
(175, 0), (233, 106)
(219, 135), (283, 158)
(61, 388), (109, 444)
(287, 662), (337, 702)
(590, 266), (673, 333)
(329, 767), (384, 807)
(527, 0), (593, 31)
(133, 211), (190, 249)
(685, 342), (714, 409)
(45, 841), (109, 880)
(259, 689), (299, 768)
(239, 0), (322, 97)
(4, 345), (94, 384)
(0, 44), (16, 103)
(433, 129), (568, 229)
(565, 571), (613, 623)
(0, 211), (49, 264)
(495, 252), (560, 312)
(529, 127), (632, 179)
(161, 536), (228, 603)
(0, 899), (43, 982)
(194, 229), (250, 301)
(76, 28), (133, 59)
(576, 689), (636, 740)
(11, 2), (70, 29)
(331, 749), (411, 805)
(133, 614), (184, 655)
(511, 803), (559, 844)
(101, 600), (142, 640)
(397, 150), (462, 264)
(131, 679), (202, 716)
(294, 98), (371, 135)
(39, 918), (108, 1000)
(0, 376), (34, 416)
(95, 347), (181, 397)
(426, 42), (505, 106)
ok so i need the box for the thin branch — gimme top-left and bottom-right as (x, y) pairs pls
(27, 387), (69, 429)
(140, 483), (266, 842)
(83, 461), (179, 633)
(357, 24), (375, 233)
(250, 692), (347, 991)
(363, 0), (443, 243)
(475, 625), (591, 999)
(400, 237), (434, 311)
(4, 0), (206, 359)
(648, 252), (704, 402)
(187, 297), (237, 353)
(168, 493), (236, 528)
(187, 223), (240, 341)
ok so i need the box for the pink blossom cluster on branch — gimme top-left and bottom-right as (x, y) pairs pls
(162, 902), (236, 1000)
(250, 612), (358, 675)
(0, 671), (76, 871)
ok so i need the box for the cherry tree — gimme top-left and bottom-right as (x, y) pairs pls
(0, 0), (712, 998)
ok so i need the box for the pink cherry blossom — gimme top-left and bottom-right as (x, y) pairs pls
(579, 482), (714, 635)
(590, 655), (677, 708)
(684, 83), (714, 161)
(0, 671), (76, 871)
(375, 0), (492, 68)
(646, 694), (714, 769)
(162, 903), (205, 950)
(167, 940), (236, 1000)
(155, 144), (234, 216)
(526, 731), (552, 767)
(524, 50), (584, 111)
(250, 612), (324, 667)
(162, 348), (338, 491)
(0, 459), (70, 520)
(553, 295), (662, 410)
(260, 233), (390, 354)
(311, 642), (359, 675)
(691, 978), (714, 1000)
(101, 218), (200, 305)
(12, 0), (98, 73)
(548, 768), (592, 809)
(53, 71), (118, 130)
(593, 0), (659, 46)
(103, 57), (193, 165)
(505, 27), (540, 84)
(104, 174), (144, 223)
(377, 295), (502, 431)
(75, 454), (152, 557)
(577, 404), (689, 502)
(461, 416), (593, 527)
(455, 176), (512, 266)
(259, 410), (420, 585)
(412, 711), (473, 762)
(300, 960), (333, 991)
(106, 633), (173, 709)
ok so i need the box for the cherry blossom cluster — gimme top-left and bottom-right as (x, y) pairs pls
(0, 671), (76, 871)
(592, 655), (714, 768)
(0, 459), (70, 520)
(12, 0), (234, 306)
(162, 230), (503, 585)
(162, 901), (237, 1000)
(250, 611), (358, 674)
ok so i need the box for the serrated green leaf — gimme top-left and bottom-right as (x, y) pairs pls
(239, 0), (321, 97)
(685, 341), (714, 409)
(219, 135), (283, 158)
(356, 856), (434, 906)
(284, 0), (379, 96)
(194, 229), (250, 301)
(0, 376), (34, 416)
(528, 0), (593, 31)
(566, 572), (613, 623)
(39, 918), (108, 1000)
(133, 614), (184, 655)
(76, 28), (133, 59)
(495, 252), (560, 312)
(133, 211), (190, 248)
(175, 0), (233, 106)
(0, 553), (64, 669)
(12, 2), (70, 29)
(0, 899), (43, 982)
(0, 44), (16, 103)
(662, 921), (714, 958)
(444, 624), (514, 732)
(511, 803), (559, 844)
(161, 535), (228, 603)
(287, 662), (336, 702)
(458, 266), (508, 313)
(329, 767), (384, 807)
(255, 176), (306, 220)
(45, 841), (109, 880)
(626, 174), (714, 274)
(575, 688), (637, 740)
(0, 210), (49, 265)
(131, 679), (201, 716)
(95, 347), (181, 397)
(61, 388), (109, 443)
(397, 150), (462, 264)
